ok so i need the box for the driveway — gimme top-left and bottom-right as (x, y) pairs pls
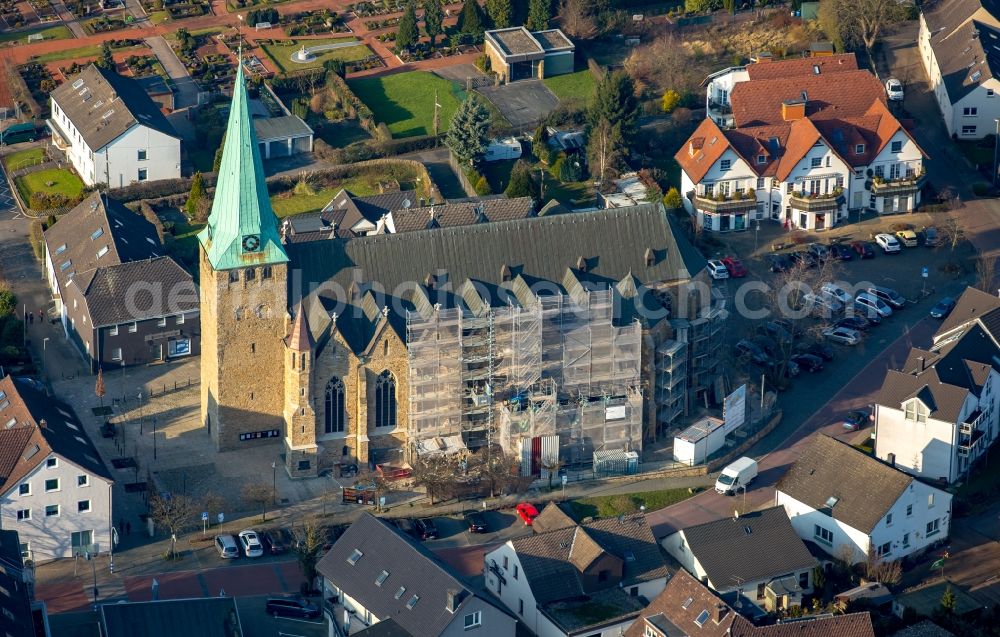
(145, 36), (201, 110)
(478, 80), (558, 129)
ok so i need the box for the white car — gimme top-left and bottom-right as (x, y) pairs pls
(855, 292), (893, 318)
(802, 292), (844, 316)
(874, 233), (901, 254)
(885, 78), (904, 101)
(706, 260), (730, 280)
(820, 282), (852, 305)
(823, 326), (862, 346)
(238, 529), (264, 558)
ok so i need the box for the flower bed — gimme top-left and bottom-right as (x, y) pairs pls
(84, 15), (127, 34)
(166, 1), (206, 18)
(365, 16), (400, 30)
(17, 62), (55, 116)
(348, 1), (402, 17)
(125, 54), (168, 79)
(282, 9), (349, 36)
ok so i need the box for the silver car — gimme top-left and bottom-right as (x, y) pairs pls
(823, 326), (862, 345)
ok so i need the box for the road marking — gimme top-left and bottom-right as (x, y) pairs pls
(278, 617), (324, 625)
(278, 633), (307, 637)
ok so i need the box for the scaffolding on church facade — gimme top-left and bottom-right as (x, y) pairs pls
(406, 288), (642, 469)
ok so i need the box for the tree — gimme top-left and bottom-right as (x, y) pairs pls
(589, 70), (639, 146)
(976, 254), (997, 293)
(541, 456), (562, 488)
(446, 95), (491, 167)
(685, 0), (721, 12)
(241, 482), (272, 521)
(291, 521), (324, 594)
(0, 285), (15, 318)
(185, 172), (205, 219)
(660, 89), (682, 114)
(148, 493), (197, 559)
(506, 160), (538, 198)
(486, 0), (512, 27)
(586, 117), (623, 187)
(458, 0), (486, 37)
(423, 0), (444, 46)
(526, 0), (550, 30)
(212, 133), (226, 172)
(663, 186), (682, 210)
(97, 41), (114, 71)
(323, 58), (346, 78)
(819, 0), (903, 63)
(95, 367), (105, 410)
(411, 454), (459, 504)
(864, 545), (902, 585)
(558, 0), (597, 39)
(940, 585), (957, 614)
(396, 1), (419, 50)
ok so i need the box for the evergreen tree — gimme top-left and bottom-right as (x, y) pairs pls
(458, 0), (486, 37)
(486, 0), (512, 27)
(940, 585), (957, 614)
(588, 70), (639, 146)
(526, 0), (550, 30)
(423, 0), (444, 46)
(186, 172), (205, 218)
(446, 95), (491, 167)
(505, 160), (538, 199)
(212, 132), (226, 172)
(396, 1), (419, 49)
(96, 41), (114, 71)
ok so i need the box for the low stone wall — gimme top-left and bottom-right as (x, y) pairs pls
(708, 410), (783, 472)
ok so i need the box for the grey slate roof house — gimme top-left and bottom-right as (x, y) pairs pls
(48, 64), (181, 187)
(100, 597), (243, 637)
(317, 513), (516, 637)
(43, 192), (199, 372)
(0, 529), (45, 637)
(662, 506), (817, 612)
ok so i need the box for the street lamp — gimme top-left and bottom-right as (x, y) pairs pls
(42, 338), (49, 378)
(271, 461), (277, 504)
(137, 391), (143, 435)
(994, 119), (1000, 187)
(152, 416), (157, 460)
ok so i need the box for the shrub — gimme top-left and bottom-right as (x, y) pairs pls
(473, 174), (491, 196)
(663, 186), (683, 209)
(973, 182), (991, 196)
(558, 156), (582, 182)
(28, 221), (44, 261)
(474, 53), (491, 72)
(549, 154), (565, 179)
(660, 89), (682, 114)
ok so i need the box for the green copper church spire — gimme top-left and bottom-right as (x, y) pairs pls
(198, 59), (287, 270)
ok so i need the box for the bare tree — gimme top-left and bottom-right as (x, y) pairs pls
(148, 493), (198, 559)
(937, 215), (966, 271)
(372, 475), (393, 512)
(291, 521), (324, 595)
(976, 254), (997, 293)
(541, 456), (563, 489)
(241, 482), (273, 522)
(821, 0), (904, 63)
(864, 545), (902, 584)
(410, 454), (459, 504)
(475, 448), (519, 497)
(587, 118), (624, 190)
(558, 0), (597, 39)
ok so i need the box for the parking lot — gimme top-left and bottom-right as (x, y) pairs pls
(236, 595), (327, 637)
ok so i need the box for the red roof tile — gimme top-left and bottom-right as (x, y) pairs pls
(730, 71), (887, 127)
(674, 118), (739, 184)
(745, 54), (858, 80)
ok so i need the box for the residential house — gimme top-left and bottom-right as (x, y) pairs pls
(661, 506), (817, 612)
(776, 435), (952, 564)
(317, 512), (516, 637)
(891, 620), (955, 637)
(624, 568), (876, 637)
(0, 529), (51, 637)
(484, 503), (669, 637)
(873, 287), (1000, 483)
(484, 27), (574, 83)
(48, 64), (181, 187)
(0, 376), (113, 562)
(918, 0), (1000, 140)
(679, 53), (927, 232)
(892, 581), (981, 619)
(99, 597), (244, 637)
(43, 192), (199, 372)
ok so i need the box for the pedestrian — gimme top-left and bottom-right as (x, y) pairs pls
(27, 312), (32, 324)
(126, 522), (131, 536)
(38, 308), (43, 323)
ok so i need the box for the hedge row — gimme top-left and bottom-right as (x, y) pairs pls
(325, 72), (376, 134)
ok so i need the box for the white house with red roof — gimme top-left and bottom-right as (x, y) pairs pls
(678, 54), (927, 232)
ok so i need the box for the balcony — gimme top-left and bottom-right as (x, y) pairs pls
(958, 428), (986, 457)
(871, 173), (927, 196)
(961, 409), (984, 435)
(788, 189), (845, 213)
(692, 193), (758, 214)
(708, 98), (733, 115)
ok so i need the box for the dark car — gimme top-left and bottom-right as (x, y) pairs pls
(415, 518), (439, 540)
(851, 241), (876, 259)
(261, 528), (293, 555)
(930, 296), (956, 319)
(790, 353), (824, 373)
(827, 243), (854, 261)
(391, 517), (417, 536)
(923, 226), (942, 247)
(767, 254), (792, 273)
(464, 511), (489, 533)
(866, 286), (906, 309)
(772, 318), (805, 339)
(100, 420), (115, 438)
(798, 341), (835, 361)
(843, 409), (870, 431)
(265, 595), (320, 619)
(836, 316), (875, 332)
(807, 243), (831, 262)
(735, 339), (771, 366)
(788, 251), (818, 268)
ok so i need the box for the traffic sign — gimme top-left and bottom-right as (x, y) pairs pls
(922, 266), (929, 278)
(201, 511), (209, 521)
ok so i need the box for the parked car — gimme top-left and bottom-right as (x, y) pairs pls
(260, 528), (292, 555)
(391, 518), (417, 537)
(772, 319), (804, 338)
(875, 233), (901, 253)
(735, 339), (771, 366)
(885, 78), (904, 101)
(828, 243), (854, 261)
(821, 282), (853, 305)
(414, 518), (439, 540)
(846, 307), (881, 326)
(843, 409), (870, 431)
(930, 296), (957, 319)
(823, 326), (862, 345)
(721, 256), (748, 277)
(923, 226), (942, 247)
(802, 292), (844, 316)
(894, 230), (918, 247)
(215, 534), (239, 559)
(855, 292), (893, 318)
(789, 251), (818, 268)
(100, 420), (115, 438)
(0, 122), (41, 144)
(781, 359), (802, 378)
(836, 316), (874, 332)
(866, 285), (906, 309)
(807, 243), (831, 262)
(706, 259), (730, 280)
(790, 353), (824, 372)
(851, 241), (876, 259)
(238, 530), (264, 558)
(464, 511), (489, 534)
(767, 254), (792, 273)
(265, 595), (320, 619)
(715, 457), (758, 495)
(797, 341), (834, 361)
(516, 503), (539, 525)
(760, 321), (792, 342)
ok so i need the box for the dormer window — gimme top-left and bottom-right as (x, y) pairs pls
(757, 154), (766, 164)
(904, 400), (928, 423)
(855, 144), (865, 155)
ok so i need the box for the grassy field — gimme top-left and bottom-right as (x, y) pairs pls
(3, 147), (46, 171)
(543, 70), (595, 105)
(33, 41), (141, 64)
(260, 38), (370, 73)
(270, 164), (428, 217)
(349, 71), (461, 138)
(15, 168), (84, 200)
(149, 11), (171, 24)
(0, 24), (73, 45)
(270, 186), (341, 217)
(568, 488), (695, 520)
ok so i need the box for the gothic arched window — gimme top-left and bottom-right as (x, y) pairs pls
(374, 370), (397, 429)
(325, 378), (345, 434)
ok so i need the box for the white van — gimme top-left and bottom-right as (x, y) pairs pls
(715, 457), (758, 495)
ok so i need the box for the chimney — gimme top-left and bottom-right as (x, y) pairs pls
(917, 356), (925, 371)
(734, 510), (740, 519)
(445, 589), (462, 613)
(38, 419), (47, 429)
(781, 100), (806, 121)
(713, 603), (728, 624)
(887, 452), (896, 468)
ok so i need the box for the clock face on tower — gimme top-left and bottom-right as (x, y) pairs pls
(241, 234), (261, 253)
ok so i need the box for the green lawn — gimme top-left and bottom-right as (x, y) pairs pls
(15, 168), (84, 200)
(568, 488), (696, 520)
(957, 139), (994, 167)
(0, 24), (73, 45)
(260, 38), (370, 73)
(270, 166), (428, 217)
(270, 186), (341, 217)
(349, 71), (461, 138)
(543, 70), (596, 105)
(3, 147), (46, 171)
(33, 41), (141, 64)
(149, 10), (170, 24)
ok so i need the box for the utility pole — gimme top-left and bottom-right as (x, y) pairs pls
(433, 89), (441, 141)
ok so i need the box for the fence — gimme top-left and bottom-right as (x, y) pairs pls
(447, 150), (480, 198)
